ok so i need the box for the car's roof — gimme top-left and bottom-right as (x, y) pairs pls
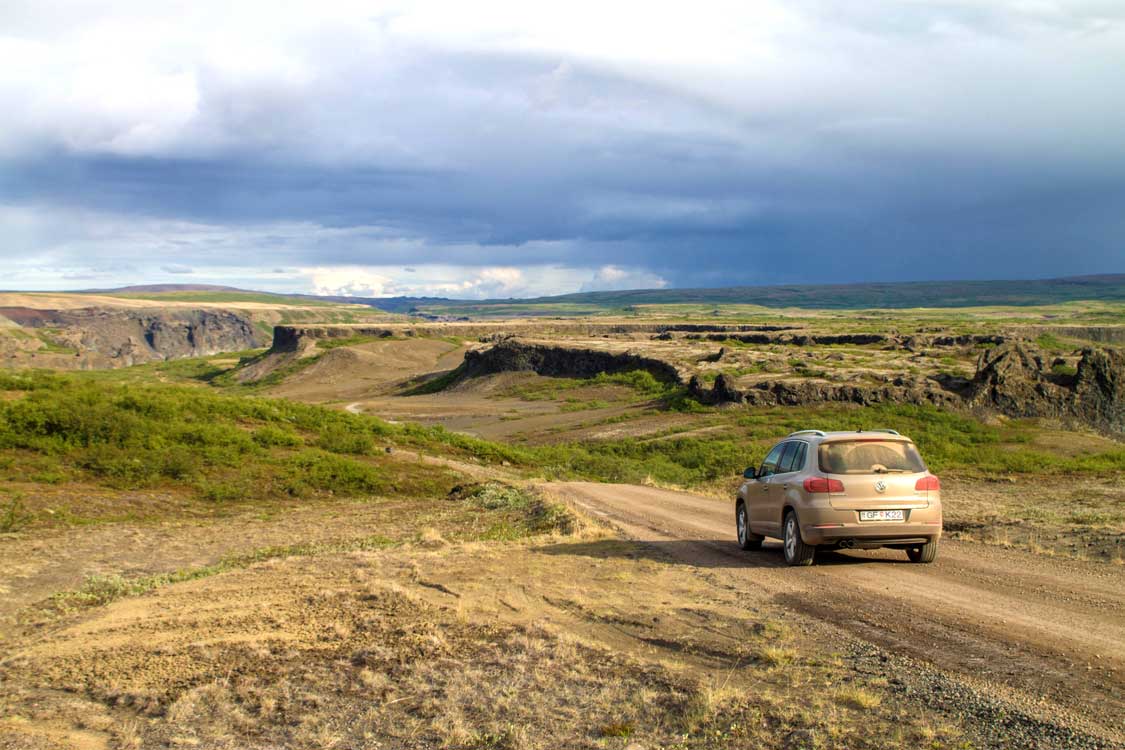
(786, 430), (913, 443)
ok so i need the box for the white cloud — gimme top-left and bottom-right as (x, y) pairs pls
(2, 0), (1121, 164)
(299, 264), (583, 299)
(304, 266), (397, 297)
(580, 265), (668, 293)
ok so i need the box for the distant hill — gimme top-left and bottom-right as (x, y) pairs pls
(78, 284), (251, 294)
(395, 274), (1125, 314)
(24, 274), (1125, 314)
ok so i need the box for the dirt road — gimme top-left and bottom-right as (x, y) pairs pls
(549, 481), (1125, 746)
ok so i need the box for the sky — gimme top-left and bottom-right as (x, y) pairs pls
(1, 1), (1123, 299)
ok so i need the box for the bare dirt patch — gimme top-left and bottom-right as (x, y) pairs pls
(1, 540), (970, 750)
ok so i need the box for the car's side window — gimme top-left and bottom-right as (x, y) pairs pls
(759, 442), (787, 478)
(784, 442), (808, 473)
(777, 442), (799, 474)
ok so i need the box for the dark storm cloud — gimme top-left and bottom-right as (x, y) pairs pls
(1, 0), (1123, 293)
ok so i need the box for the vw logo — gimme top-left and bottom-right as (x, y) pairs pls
(874, 480), (887, 493)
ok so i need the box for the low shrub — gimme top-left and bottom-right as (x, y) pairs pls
(252, 425), (303, 448)
(454, 482), (579, 536)
(282, 450), (383, 496)
(315, 425), (374, 454)
(0, 493), (29, 533)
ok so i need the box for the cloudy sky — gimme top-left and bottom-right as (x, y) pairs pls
(2, 1), (1123, 298)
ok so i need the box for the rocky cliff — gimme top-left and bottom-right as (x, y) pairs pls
(0, 307), (264, 369)
(459, 340), (682, 383)
(686, 340), (1125, 433)
(967, 342), (1125, 433)
(452, 338), (1124, 434)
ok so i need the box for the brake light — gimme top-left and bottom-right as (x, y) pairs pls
(915, 475), (940, 491)
(803, 477), (845, 493)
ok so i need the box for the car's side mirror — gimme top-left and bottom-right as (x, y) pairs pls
(743, 467), (758, 479)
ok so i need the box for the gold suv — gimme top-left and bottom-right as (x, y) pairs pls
(735, 430), (942, 566)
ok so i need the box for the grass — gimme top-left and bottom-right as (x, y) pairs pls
(452, 482), (580, 539)
(2, 368), (1122, 526)
(406, 278), (1125, 316)
(48, 534), (398, 611)
(403, 366), (464, 395)
(210, 351), (324, 390)
(317, 334), (381, 350)
(45, 483), (577, 613)
(0, 492), (28, 532)
(19, 538), (973, 750)
(835, 687), (883, 710)
(491, 369), (673, 403)
(0, 371), (437, 505)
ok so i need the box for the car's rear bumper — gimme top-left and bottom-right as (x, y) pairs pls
(800, 508), (942, 546)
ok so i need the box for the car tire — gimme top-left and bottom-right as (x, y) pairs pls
(782, 510), (815, 566)
(736, 502), (763, 550)
(906, 539), (938, 563)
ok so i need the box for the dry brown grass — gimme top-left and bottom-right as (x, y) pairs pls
(1, 540), (973, 750)
(943, 477), (1125, 561)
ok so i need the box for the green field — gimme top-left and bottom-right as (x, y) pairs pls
(380, 275), (1125, 319)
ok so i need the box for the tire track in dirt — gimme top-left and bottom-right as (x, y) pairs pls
(547, 481), (1125, 745)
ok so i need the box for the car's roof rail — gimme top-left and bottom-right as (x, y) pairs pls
(788, 429), (826, 437)
(855, 428), (901, 435)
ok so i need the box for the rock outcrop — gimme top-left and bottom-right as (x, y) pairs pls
(460, 338), (1124, 433)
(685, 331), (1007, 349)
(688, 373), (960, 409)
(459, 340), (681, 383)
(0, 307), (263, 369)
(968, 342), (1125, 432)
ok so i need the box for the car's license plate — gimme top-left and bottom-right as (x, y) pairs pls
(860, 510), (904, 522)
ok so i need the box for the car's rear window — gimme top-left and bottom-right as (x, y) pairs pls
(819, 440), (926, 474)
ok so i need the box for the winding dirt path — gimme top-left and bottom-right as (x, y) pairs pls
(547, 481), (1125, 744)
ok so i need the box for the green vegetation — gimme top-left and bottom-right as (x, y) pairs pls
(1035, 332), (1071, 352)
(591, 369), (668, 394)
(317, 334), (381, 350)
(59, 349), (266, 387)
(0, 371), (455, 505)
(34, 332), (79, 354)
(453, 482), (578, 539)
(403, 366), (464, 395)
(0, 492), (28, 532)
(211, 352), (323, 391)
(403, 275), (1125, 317)
(1052, 362), (1078, 377)
(1, 370), (1121, 520)
(498, 369), (676, 403)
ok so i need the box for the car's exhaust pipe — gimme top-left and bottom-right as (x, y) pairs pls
(838, 538), (856, 549)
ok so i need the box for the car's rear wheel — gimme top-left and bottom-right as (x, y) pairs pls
(782, 510), (815, 566)
(736, 502), (763, 550)
(906, 539), (938, 563)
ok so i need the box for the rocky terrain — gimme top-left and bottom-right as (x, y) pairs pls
(0, 307), (263, 369)
(238, 318), (1125, 434)
(969, 342), (1125, 432)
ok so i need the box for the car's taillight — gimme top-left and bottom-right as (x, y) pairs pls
(915, 475), (940, 491)
(803, 477), (845, 493)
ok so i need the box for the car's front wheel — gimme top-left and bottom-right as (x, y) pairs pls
(736, 502), (763, 550)
(782, 510), (815, 566)
(906, 539), (938, 563)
